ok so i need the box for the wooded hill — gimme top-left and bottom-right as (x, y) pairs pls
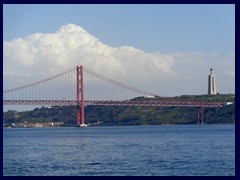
(3, 94), (235, 126)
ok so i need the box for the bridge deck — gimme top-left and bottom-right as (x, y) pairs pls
(3, 100), (224, 107)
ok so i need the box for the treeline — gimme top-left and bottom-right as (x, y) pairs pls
(3, 94), (235, 126)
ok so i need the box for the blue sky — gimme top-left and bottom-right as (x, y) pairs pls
(3, 4), (234, 53)
(3, 4), (235, 110)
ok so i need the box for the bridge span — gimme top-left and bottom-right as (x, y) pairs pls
(3, 65), (226, 126)
(4, 99), (224, 108)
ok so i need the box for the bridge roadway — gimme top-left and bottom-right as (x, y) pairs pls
(3, 100), (224, 107)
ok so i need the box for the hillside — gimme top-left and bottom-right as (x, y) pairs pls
(3, 94), (235, 127)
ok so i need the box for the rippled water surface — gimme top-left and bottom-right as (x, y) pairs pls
(3, 124), (235, 176)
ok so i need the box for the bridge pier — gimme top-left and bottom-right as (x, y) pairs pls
(197, 101), (204, 124)
(76, 65), (85, 126)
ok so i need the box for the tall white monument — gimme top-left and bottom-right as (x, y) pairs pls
(208, 68), (217, 95)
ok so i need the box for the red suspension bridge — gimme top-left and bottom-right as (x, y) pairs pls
(3, 65), (225, 126)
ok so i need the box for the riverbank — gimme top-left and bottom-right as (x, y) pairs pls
(3, 94), (235, 126)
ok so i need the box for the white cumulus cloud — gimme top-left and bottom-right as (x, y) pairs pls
(3, 23), (175, 92)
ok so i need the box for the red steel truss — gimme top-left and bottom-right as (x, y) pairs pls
(3, 100), (224, 108)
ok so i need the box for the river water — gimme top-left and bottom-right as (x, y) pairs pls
(3, 124), (235, 176)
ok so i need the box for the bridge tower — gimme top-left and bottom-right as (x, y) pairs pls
(76, 65), (85, 126)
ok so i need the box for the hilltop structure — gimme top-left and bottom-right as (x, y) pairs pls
(208, 68), (217, 95)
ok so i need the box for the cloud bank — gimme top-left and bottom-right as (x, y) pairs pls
(3, 24), (235, 96)
(3, 24), (173, 80)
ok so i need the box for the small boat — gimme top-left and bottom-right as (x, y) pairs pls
(80, 124), (88, 127)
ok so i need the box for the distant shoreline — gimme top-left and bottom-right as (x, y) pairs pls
(3, 122), (235, 129)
